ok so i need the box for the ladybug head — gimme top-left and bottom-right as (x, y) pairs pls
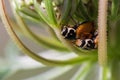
(76, 39), (95, 50)
(61, 26), (76, 40)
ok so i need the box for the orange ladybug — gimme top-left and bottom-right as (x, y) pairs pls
(75, 21), (95, 39)
(61, 21), (98, 50)
(75, 29), (98, 50)
(75, 21), (98, 50)
(61, 21), (95, 40)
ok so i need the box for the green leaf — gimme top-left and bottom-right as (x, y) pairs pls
(111, 59), (120, 80)
(88, 0), (98, 20)
(71, 0), (78, 15)
(1, 0), (97, 66)
(92, 0), (98, 10)
(77, 0), (91, 20)
(102, 67), (108, 80)
(19, 7), (44, 22)
(13, 0), (45, 23)
(34, 0), (53, 27)
(19, 12), (43, 23)
(32, 66), (73, 80)
(111, 0), (120, 20)
(14, 13), (69, 52)
(44, 0), (58, 27)
(59, 0), (72, 25)
(0, 67), (11, 80)
(71, 62), (94, 80)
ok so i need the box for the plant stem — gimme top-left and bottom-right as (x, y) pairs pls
(15, 12), (69, 51)
(0, 0), (95, 66)
(98, 0), (108, 66)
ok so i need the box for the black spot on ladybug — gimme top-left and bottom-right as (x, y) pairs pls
(86, 39), (95, 49)
(61, 26), (68, 36)
(79, 40), (86, 47)
(66, 29), (76, 39)
(61, 26), (76, 40)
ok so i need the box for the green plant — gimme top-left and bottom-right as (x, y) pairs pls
(0, 0), (120, 80)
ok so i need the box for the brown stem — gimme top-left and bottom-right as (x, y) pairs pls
(98, 0), (108, 66)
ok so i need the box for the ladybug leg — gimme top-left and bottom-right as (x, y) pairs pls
(75, 39), (82, 47)
(75, 39), (96, 50)
(94, 35), (98, 48)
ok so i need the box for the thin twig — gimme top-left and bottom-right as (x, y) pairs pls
(98, 0), (108, 66)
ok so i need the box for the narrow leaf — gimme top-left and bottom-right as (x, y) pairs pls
(59, 0), (72, 25)
(34, 0), (53, 27)
(44, 0), (58, 27)
(111, 0), (120, 19)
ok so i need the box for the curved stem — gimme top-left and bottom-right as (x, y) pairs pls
(14, 12), (69, 52)
(47, 26), (61, 41)
(98, 0), (108, 66)
(12, 0), (66, 51)
(0, 0), (95, 66)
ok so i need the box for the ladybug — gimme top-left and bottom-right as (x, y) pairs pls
(75, 39), (95, 50)
(61, 21), (98, 50)
(75, 21), (95, 39)
(61, 21), (95, 39)
(75, 30), (98, 50)
(61, 25), (77, 40)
